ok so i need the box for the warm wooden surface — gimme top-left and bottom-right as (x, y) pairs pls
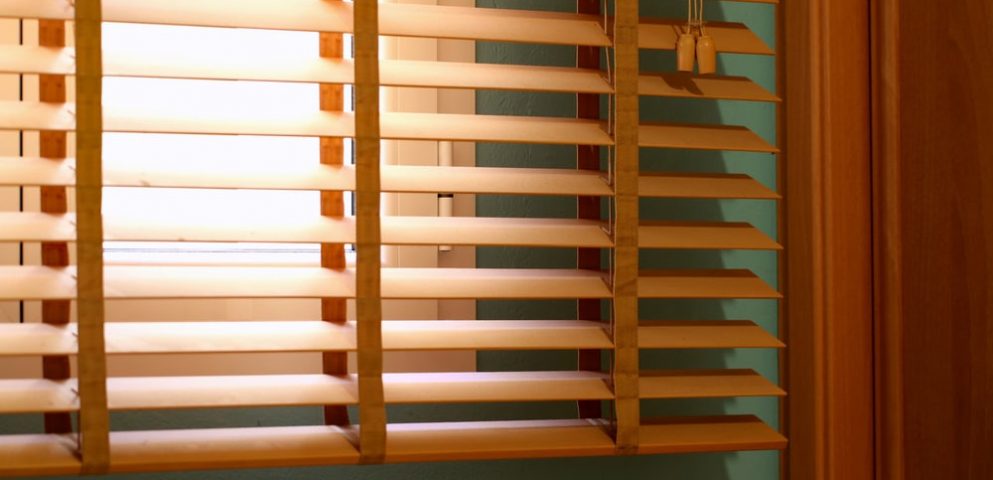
(0, 319), (782, 356)
(0, 45), (781, 102)
(875, 0), (993, 478)
(0, 416), (785, 477)
(783, 0), (874, 478)
(0, 1), (771, 55)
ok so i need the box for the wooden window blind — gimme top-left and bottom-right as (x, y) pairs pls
(0, 0), (785, 476)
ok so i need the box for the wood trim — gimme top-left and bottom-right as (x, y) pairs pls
(871, 1), (993, 478)
(871, 0), (902, 477)
(353, 0), (385, 464)
(783, 0), (874, 478)
(575, 0), (602, 421)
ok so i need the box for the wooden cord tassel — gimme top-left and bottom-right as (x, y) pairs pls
(695, 0), (717, 74)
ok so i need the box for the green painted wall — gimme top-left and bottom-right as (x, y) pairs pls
(473, 1), (780, 480)
(1, 1), (778, 478)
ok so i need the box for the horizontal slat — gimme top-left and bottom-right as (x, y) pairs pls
(0, 159), (779, 201)
(640, 19), (773, 55)
(0, 47), (777, 102)
(637, 415), (786, 455)
(0, 266), (355, 300)
(384, 166), (612, 196)
(0, 370), (781, 412)
(639, 269), (781, 299)
(0, 156), (75, 187)
(0, 267), (610, 300)
(2, 102), (773, 151)
(640, 221), (780, 250)
(0, 379), (77, 414)
(385, 371), (612, 404)
(0, 46), (613, 95)
(639, 369), (784, 399)
(1, 267), (778, 300)
(640, 123), (778, 153)
(0, 416), (784, 476)
(384, 217), (611, 248)
(382, 320), (612, 351)
(0, 212), (356, 244)
(1, 159), (615, 196)
(0, 212), (75, 243)
(0, 372), (612, 412)
(0, 2), (773, 54)
(641, 73), (779, 102)
(640, 172), (779, 199)
(639, 320), (784, 349)
(383, 268), (611, 299)
(0, 102), (613, 146)
(0, 320), (785, 356)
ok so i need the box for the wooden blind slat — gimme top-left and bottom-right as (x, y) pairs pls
(0, 267), (778, 300)
(639, 270), (781, 299)
(0, 369), (783, 414)
(0, 415), (783, 476)
(0, 159), (778, 200)
(640, 172), (780, 199)
(1, 102), (779, 152)
(0, 319), (784, 357)
(0, 1), (770, 55)
(0, 46), (781, 102)
(0, 217), (782, 252)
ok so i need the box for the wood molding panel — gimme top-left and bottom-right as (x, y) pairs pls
(874, 0), (993, 478)
(784, 0), (874, 478)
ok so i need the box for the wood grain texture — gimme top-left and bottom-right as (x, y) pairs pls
(875, 0), (993, 478)
(784, 0), (874, 478)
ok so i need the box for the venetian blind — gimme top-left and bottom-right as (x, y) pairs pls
(0, 0), (785, 476)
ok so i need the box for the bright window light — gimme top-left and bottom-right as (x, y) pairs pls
(100, 24), (355, 265)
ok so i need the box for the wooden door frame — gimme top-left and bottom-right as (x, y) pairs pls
(782, 0), (876, 478)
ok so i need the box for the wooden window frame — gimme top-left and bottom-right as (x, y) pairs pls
(782, 0), (875, 478)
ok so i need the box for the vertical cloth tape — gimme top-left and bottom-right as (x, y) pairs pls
(74, 0), (112, 473)
(353, 0), (387, 464)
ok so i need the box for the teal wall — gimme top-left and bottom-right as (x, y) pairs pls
(1, 1), (778, 478)
(473, 1), (780, 480)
